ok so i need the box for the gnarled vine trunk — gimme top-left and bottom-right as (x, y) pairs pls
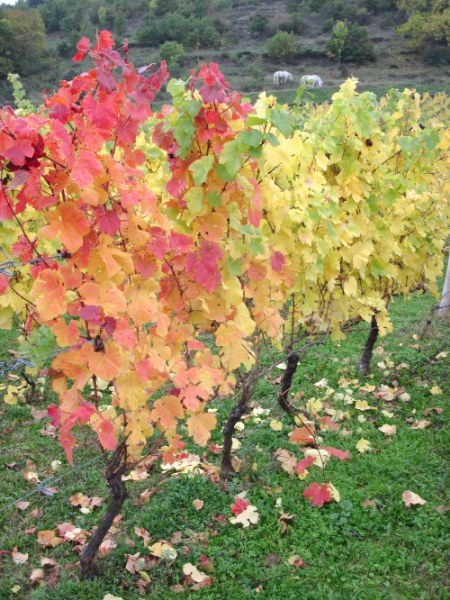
(277, 351), (299, 414)
(221, 372), (258, 480)
(359, 315), (379, 376)
(79, 448), (128, 579)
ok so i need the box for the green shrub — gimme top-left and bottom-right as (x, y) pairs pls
(251, 14), (269, 36)
(267, 30), (302, 61)
(159, 41), (184, 68)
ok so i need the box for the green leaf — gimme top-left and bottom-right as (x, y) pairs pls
(421, 128), (440, 151)
(270, 108), (293, 138)
(227, 257), (243, 276)
(264, 132), (280, 147)
(240, 129), (263, 148)
(371, 258), (389, 277)
(219, 139), (243, 179)
(249, 237), (265, 256)
(189, 155), (215, 185)
(398, 136), (420, 153)
(207, 191), (222, 207)
(383, 189), (400, 207)
(246, 116), (267, 126)
(184, 187), (204, 214)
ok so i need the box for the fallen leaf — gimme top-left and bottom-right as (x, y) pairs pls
(362, 499), (377, 508)
(40, 557), (57, 567)
(287, 554), (306, 568)
(356, 438), (371, 453)
(423, 407), (443, 416)
(103, 595), (124, 600)
(230, 496), (250, 515)
(429, 386), (442, 395)
(193, 499), (204, 511)
(410, 420), (431, 430)
(148, 542), (177, 561)
(355, 400), (375, 411)
(134, 527), (152, 546)
(183, 562), (209, 583)
(30, 408), (48, 421)
(303, 482), (331, 508)
(378, 424), (396, 436)
(275, 448), (297, 476)
(11, 548), (28, 565)
(278, 512), (295, 533)
(289, 426), (315, 445)
(125, 553), (147, 574)
(229, 500), (259, 528)
(327, 482), (341, 502)
(314, 378), (328, 388)
(304, 448), (330, 467)
(99, 538), (117, 556)
(402, 490), (427, 508)
(15, 501), (30, 511)
(323, 446), (350, 461)
(265, 553), (281, 567)
(30, 568), (45, 584)
(269, 419), (283, 431)
(37, 530), (63, 548)
(436, 505), (450, 513)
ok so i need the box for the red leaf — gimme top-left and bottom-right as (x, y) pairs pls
(323, 446), (350, 461)
(270, 251), (285, 273)
(231, 496), (250, 515)
(303, 482), (331, 508)
(296, 455), (315, 474)
(73, 37), (90, 62)
(0, 273), (9, 294)
(186, 240), (223, 293)
(96, 418), (117, 451)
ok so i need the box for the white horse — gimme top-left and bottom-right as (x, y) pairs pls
(300, 74), (323, 88)
(273, 71), (294, 86)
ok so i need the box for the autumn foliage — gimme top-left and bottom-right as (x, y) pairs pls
(0, 31), (449, 501)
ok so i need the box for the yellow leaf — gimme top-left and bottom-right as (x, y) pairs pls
(355, 400), (375, 411)
(270, 419), (283, 431)
(356, 438), (371, 453)
(343, 276), (357, 297)
(187, 410), (217, 446)
(430, 386), (442, 395)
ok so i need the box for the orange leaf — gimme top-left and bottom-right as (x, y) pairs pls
(289, 427), (315, 445)
(37, 529), (63, 547)
(41, 202), (90, 252)
(187, 410), (217, 446)
(31, 270), (66, 321)
(87, 342), (124, 380)
(78, 281), (127, 318)
(152, 395), (185, 430)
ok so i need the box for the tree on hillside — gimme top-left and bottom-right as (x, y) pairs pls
(0, 8), (46, 76)
(326, 21), (375, 64)
(396, 0), (450, 49)
(327, 20), (349, 64)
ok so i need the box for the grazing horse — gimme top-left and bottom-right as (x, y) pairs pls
(300, 74), (323, 88)
(273, 71), (294, 86)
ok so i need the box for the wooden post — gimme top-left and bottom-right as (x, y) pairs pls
(438, 257), (450, 318)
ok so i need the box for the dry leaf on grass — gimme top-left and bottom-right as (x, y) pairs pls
(402, 491), (427, 508)
(378, 424), (396, 436)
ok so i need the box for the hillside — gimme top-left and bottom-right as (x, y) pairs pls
(1, 0), (450, 105)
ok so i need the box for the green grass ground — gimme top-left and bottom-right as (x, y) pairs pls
(0, 290), (448, 599)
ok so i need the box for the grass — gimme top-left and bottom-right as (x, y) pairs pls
(0, 290), (449, 599)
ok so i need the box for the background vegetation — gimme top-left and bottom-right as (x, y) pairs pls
(0, 0), (449, 104)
